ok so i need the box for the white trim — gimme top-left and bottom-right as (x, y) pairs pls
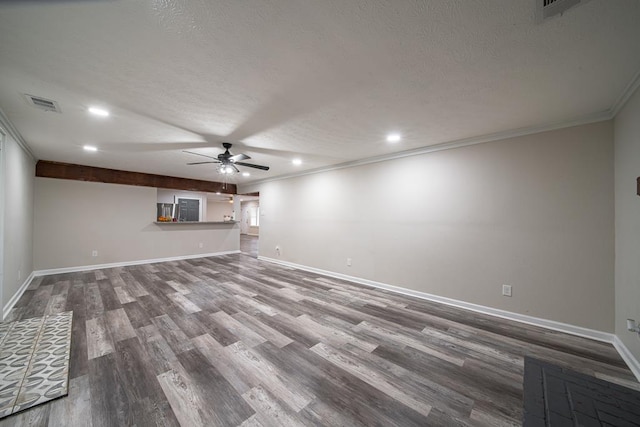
(3, 271), (35, 321)
(33, 250), (241, 277)
(3, 250), (240, 319)
(258, 256), (615, 344)
(242, 110), (611, 188)
(613, 336), (640, 382)
(0, 128), (4, 318)
(610, 68), (640, 118)
(0, 108), (36, 161)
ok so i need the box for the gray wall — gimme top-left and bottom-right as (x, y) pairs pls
(1, 126), (35, 312)
(614, 86), (640, 360)
(34, 178), (240, 270)
(245, 121), (614, 332)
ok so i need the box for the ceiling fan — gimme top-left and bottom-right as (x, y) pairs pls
(184, 143), (270, 173)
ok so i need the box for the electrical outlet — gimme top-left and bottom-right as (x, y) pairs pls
(92, 250), (98, 257)
(347, 258), (352, 267)
(502, 284), (512, 297)
(275, 246), (281, 256)
(199, 242), (204, 248)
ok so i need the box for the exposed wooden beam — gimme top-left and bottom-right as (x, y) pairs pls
(35, 160), (237, 194)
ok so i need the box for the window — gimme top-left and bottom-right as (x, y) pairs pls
(250, 206), (259, 227)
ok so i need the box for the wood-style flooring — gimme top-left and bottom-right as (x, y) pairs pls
(1, 254), (636, 426)
(240, 234), (259, 258)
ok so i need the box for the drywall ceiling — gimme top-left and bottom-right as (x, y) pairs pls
(1, 0), (639, 185)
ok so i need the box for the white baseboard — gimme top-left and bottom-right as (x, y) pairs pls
(613, 336), (640, 382)
(259, 256), (616, 344)
(3, 250), (240, 321)
(3, 271), (35, 321)
(33, 250), (241, 277)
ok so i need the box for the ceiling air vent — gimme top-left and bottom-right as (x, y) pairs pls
(23, 94), (61, 113)
(536, 0), (588, 22)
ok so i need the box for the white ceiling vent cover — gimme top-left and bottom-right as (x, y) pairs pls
(536, 0), (588, 22)
(23, 94), (61, 113)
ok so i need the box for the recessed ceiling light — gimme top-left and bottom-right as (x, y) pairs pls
(292, 158), (302, 165)
(386, 133), (401, 143)
(88, 106), (109, 117)
(242, 172), (250, 177)
(83, 145), (98, 152)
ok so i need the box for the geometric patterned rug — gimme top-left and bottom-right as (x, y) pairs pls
(0, 311), (72, 419)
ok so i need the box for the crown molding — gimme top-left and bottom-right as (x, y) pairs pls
(610, 68), (640, 118)
(0, 108), (36, 160)
(242, 109), (612, 189)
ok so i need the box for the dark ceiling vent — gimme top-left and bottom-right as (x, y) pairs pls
(23, 94), (61, 113)
(536, 0), (588, 22)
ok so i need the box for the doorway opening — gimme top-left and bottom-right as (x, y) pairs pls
(239, 194), (259, 258)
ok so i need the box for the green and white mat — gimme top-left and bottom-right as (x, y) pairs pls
(0, 311), (72, 419)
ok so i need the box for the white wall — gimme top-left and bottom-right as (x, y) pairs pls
(34, 178), (239, 270)
(240, 201), (259, 235)
(0, 126), (35, 312)
(614, 86), (640, 361)
(207, 200), (233, 221)
(245, 121), (614, 332)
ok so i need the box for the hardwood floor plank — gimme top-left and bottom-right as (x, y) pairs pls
(86, 315), (114, 360)
(224, 341), (314, 411)
(311, 342), (433, 418)
(151, 314), (194, 354)
(231, 312), (293, 349)
(84, 283), (104, 320)
(104, 308), (137, 342)
(47, 375), (92, 427)
(118, 272), (150, 298)
(0, 404), (50, 427)
(113, 286), (136, 304)
(177, 348), (255, 426)
(342, 342), (474, 417)
(129, 395), (180, 427)
(242, 385), (305, 427)
(355, 320), (466, 367)
(210, 311), (266, 348)
(260, 340), (432, 426)
(68, 312), (88, 379)
(192, 333), (254, 395)
(167, 292), (201, 314)
(21, 285), (53, 319)
(296, 314), (377, 352)
(113, 337), (164, 402)
(135, 325), (179, 376)
(156, 362), (207, 427)
(121, 301), (152, 329)
(3, 253), (635, 426)
(164, 280), (192, 295)
(88, 353), (133, 427)
(96, 280), (121, 311)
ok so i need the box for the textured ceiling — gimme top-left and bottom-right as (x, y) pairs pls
(1, 0), (639, 185)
